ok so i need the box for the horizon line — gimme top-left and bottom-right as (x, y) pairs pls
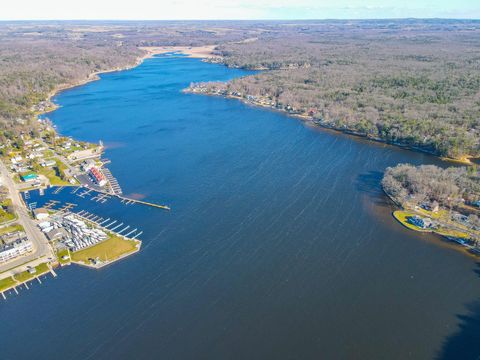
(1, 17), (480, 22)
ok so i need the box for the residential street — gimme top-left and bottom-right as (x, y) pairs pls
(0, 159), (53, 275)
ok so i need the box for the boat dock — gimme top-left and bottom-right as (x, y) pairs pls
(74, 211), (143, 241)
(53, 186), (64, 195)
(1, 264), (57, 300)
(52, 183), (170, 211)
(116, 195), (171, 210)
(102, 168), (122, 195)
(81, 187), (170, 211)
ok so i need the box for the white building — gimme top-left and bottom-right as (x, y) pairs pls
(33, 208), (49, 220)
(0, 239), (33, 263)
(41, 159), (57, 167)
(11, 156), (23, 165)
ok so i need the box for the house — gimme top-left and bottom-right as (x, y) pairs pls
(421, 202), (439, 213)
(41, 159), (57, 167)
(11, 155), (23, 165)
(33, 208), (49, 220)
(407, 215), (433, 229)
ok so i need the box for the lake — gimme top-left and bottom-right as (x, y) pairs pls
(1, 54), (479, 360)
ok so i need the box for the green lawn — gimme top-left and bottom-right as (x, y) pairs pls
(0, 199), (16, 224)
(42, 158), (78, 186)
(43, 150), (55, 158)
(56, 249), (71, 265)
(393, 211), (430, 232)
(0, 276), (17, 292)
(13, 263), (50, 283)
(37, 159), (71, 186)
(71, 235), (139, 264)
(393, 210), (470, 239)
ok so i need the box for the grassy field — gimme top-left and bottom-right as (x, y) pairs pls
(13, 263), (50, 283)
(38, 158), (71, 186)
(0, 223), (24, 236)
(415, 207), (449, 221)
(0, 199), (16, 224)
(0, 276), (17, 292)
(71, 235), (139, 265)
(393, 211), (430, 232)
(436, 228), (470, 239)
(56, 249), (71, 266)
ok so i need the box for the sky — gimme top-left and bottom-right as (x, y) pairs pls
(2, 0), (479, 20)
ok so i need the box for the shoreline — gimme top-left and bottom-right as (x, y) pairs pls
(139, 45), (217, 59)
(185, 90), (474, 166)
(41, 50), (155, 114)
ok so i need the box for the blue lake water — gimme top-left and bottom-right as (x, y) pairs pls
(1, 55), (479, 359)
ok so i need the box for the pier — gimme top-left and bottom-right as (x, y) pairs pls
(102, 168), (122, 195)
(116, 195), (171, 210)
(70, 185), (170, 211)
(0, 264), (56, 300)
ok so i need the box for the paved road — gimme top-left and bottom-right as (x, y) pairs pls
(0, 159), (53, 274)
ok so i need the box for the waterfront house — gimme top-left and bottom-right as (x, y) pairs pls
(407, 215), (433, 229)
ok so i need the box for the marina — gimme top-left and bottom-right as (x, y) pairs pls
(71, 185), (170, 211)
(36, 209), (142, 268)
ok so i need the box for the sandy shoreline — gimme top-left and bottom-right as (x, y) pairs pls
(139, 45), (217, 59)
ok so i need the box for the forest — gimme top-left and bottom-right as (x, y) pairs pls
(382, 163), (480, 209)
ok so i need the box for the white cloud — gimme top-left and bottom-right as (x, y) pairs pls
(1, 0), (479, 20)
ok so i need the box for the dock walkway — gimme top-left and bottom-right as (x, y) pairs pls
(102, 168), (122, 195)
